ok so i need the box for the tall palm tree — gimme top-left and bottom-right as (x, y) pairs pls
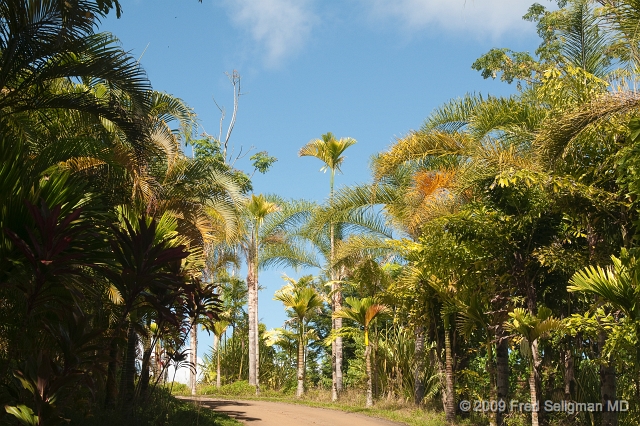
(273, 275), (324, 397)
(236, 195), (313, 390)
(299, 132), (356, 400)
(243, 194), (279, 390)
(333, 297), (387, 407)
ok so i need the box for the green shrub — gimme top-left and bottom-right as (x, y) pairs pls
(200, 380), (256, 397)
(167, 382), (190, 395)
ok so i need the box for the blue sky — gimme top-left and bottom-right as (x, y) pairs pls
(101, 0), (549, 355)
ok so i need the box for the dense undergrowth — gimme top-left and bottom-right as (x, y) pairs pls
(67, 388), (239, 426)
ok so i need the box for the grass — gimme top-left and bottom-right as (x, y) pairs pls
(174, 382), (447, 426)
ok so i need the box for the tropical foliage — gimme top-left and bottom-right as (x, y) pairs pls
(9, 1), (640, 426)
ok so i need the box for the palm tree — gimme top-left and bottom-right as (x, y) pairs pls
(236, 195), (313, 390)
(457, 294), (501, 426)
(569, 251), (640, 334)
(210, 320), (230, 389)
(333, 297), (387, 407)
(243, 194), (279, 390)
(314, 167), (447, 407)
(273, 275), (324, 397)
(505, 307), (563, 426)
(299, 132), (356, 400)
(569, 252), (640, 408)
(0, 1), (152, 174)
(156, 155), (243, 396)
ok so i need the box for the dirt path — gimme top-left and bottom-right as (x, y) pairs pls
(179, 396), (404, 426)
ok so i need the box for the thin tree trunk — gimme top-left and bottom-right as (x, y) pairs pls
(139, 333), (153, 398)
(255, 284), (260, 395)
(444, 315), (455, 424)
(636, 324), (640, 402)
(371, 331), (378, 399)
(528, 358), (540, 426)
(414, 325), (425, 405)
(335, 300), (343, 395)
(599, 330), (618, 426)
(105, 339), (119, 409)
(216, 334), (221, 389)
(247, 260), (257, 386)
(151, 340), (160, 385)
(529, 339), (542, 426)
(238, 338), (244, 381)
(365, 343), (373, 407)
(190, 317), (197, 396)
(296, 333), (305, 398)
(487, 339), (497, 426)
(331, 317), (338, 401)
(433, 324), (447, 418)
(120, 323), (137, 410)
(329, 171), (343, 401)
(330, 237), (344, 401)
(330, 271), (342, 401)
(563, 347), (574, 401)
(495, 331), (509, 426)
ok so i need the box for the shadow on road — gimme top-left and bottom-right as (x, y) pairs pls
(179, 397), (262, 422)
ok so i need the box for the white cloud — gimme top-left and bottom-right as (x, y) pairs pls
(224, 0), (315, 66)
(364, 0), (539, 38)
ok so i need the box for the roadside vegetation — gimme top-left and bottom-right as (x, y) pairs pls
(4, 1), (640, 426)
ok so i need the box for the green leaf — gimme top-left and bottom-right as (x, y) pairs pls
(5, 405), (39, 426)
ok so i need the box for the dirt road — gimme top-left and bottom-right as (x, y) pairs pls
(179, 396), (404, 426)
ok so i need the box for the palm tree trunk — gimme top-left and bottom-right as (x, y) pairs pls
(105, 339), (119, 409)
(634, 318), (640, 401)
(371, 332), (378, 400)
(563, 347), (574, 401)
(496, 331), (509, 426)
(529, 339), (541, 426)
(487, 338), (497, 426)
(151, 341), (160, 385)
(599, 330), (618, 426)
(216, 334), (221, 389)
(247, 259), (257, 387)
(121, 323), (137, 410)
(528, 364), (539, 426)
(238, 338), (244, 381)
(331, 319), (338, 401)
(297, 334), (305, 398)
(139, 333), (153, 398)
(331, 257), (345, 401)
(255, 293), (260, 394)
(414, 325), (425, 405)
(636, 323), (640, 401)
(329, 170), (343, 401)
(335, 298), (343, 394)
(443, 315), (455, 424)
(190, 317), (198, 396)
(365, 342), (373, 407)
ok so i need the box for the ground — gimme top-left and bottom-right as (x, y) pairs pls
(178, 397), (405, 426)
